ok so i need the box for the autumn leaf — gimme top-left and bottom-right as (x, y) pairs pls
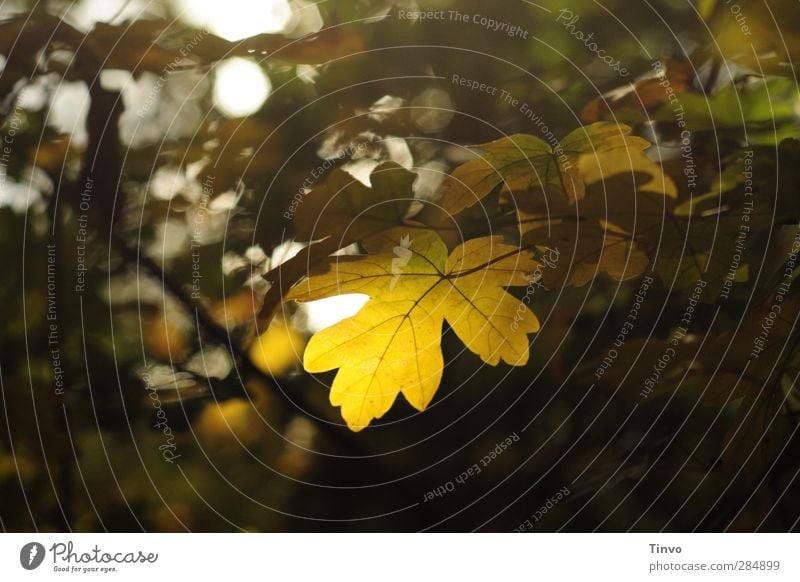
(285, 229), (540, 430)
(209, 288), (265, 331)
(530, 223), (651, 288)
(581, 57), (694, 123)
(145, 308), (192, 362)
(577, 145), (678, 199)
(512, 150), (676, 287)
(249, 320), (307, 377)
(515, 192), (649, 288)
(615, 156), (772, 299)
(516, 144), (765, 295)
(439, 123), (665, 214)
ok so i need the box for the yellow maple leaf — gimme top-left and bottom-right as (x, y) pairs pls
(285, 229), (540, 431)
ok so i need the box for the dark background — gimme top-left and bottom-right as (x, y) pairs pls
(1, 0), (800, 532)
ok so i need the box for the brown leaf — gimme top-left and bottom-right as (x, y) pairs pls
(582, 57), (694, 123)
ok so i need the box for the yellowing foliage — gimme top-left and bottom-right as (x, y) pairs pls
(440, 123), (672, 213)
(195, 398), (265, 445)
(286, 229), (540, 430)
(248, 322), (307, 377)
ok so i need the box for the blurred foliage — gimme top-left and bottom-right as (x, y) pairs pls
(1, 0), (800, 532)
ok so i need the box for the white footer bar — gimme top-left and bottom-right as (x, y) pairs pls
(1, 533), (797, 580)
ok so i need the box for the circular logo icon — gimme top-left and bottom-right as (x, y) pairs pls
(20, 542), (45, 570)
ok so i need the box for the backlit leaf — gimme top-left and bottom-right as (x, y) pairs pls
(285, 229), (540, 430)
